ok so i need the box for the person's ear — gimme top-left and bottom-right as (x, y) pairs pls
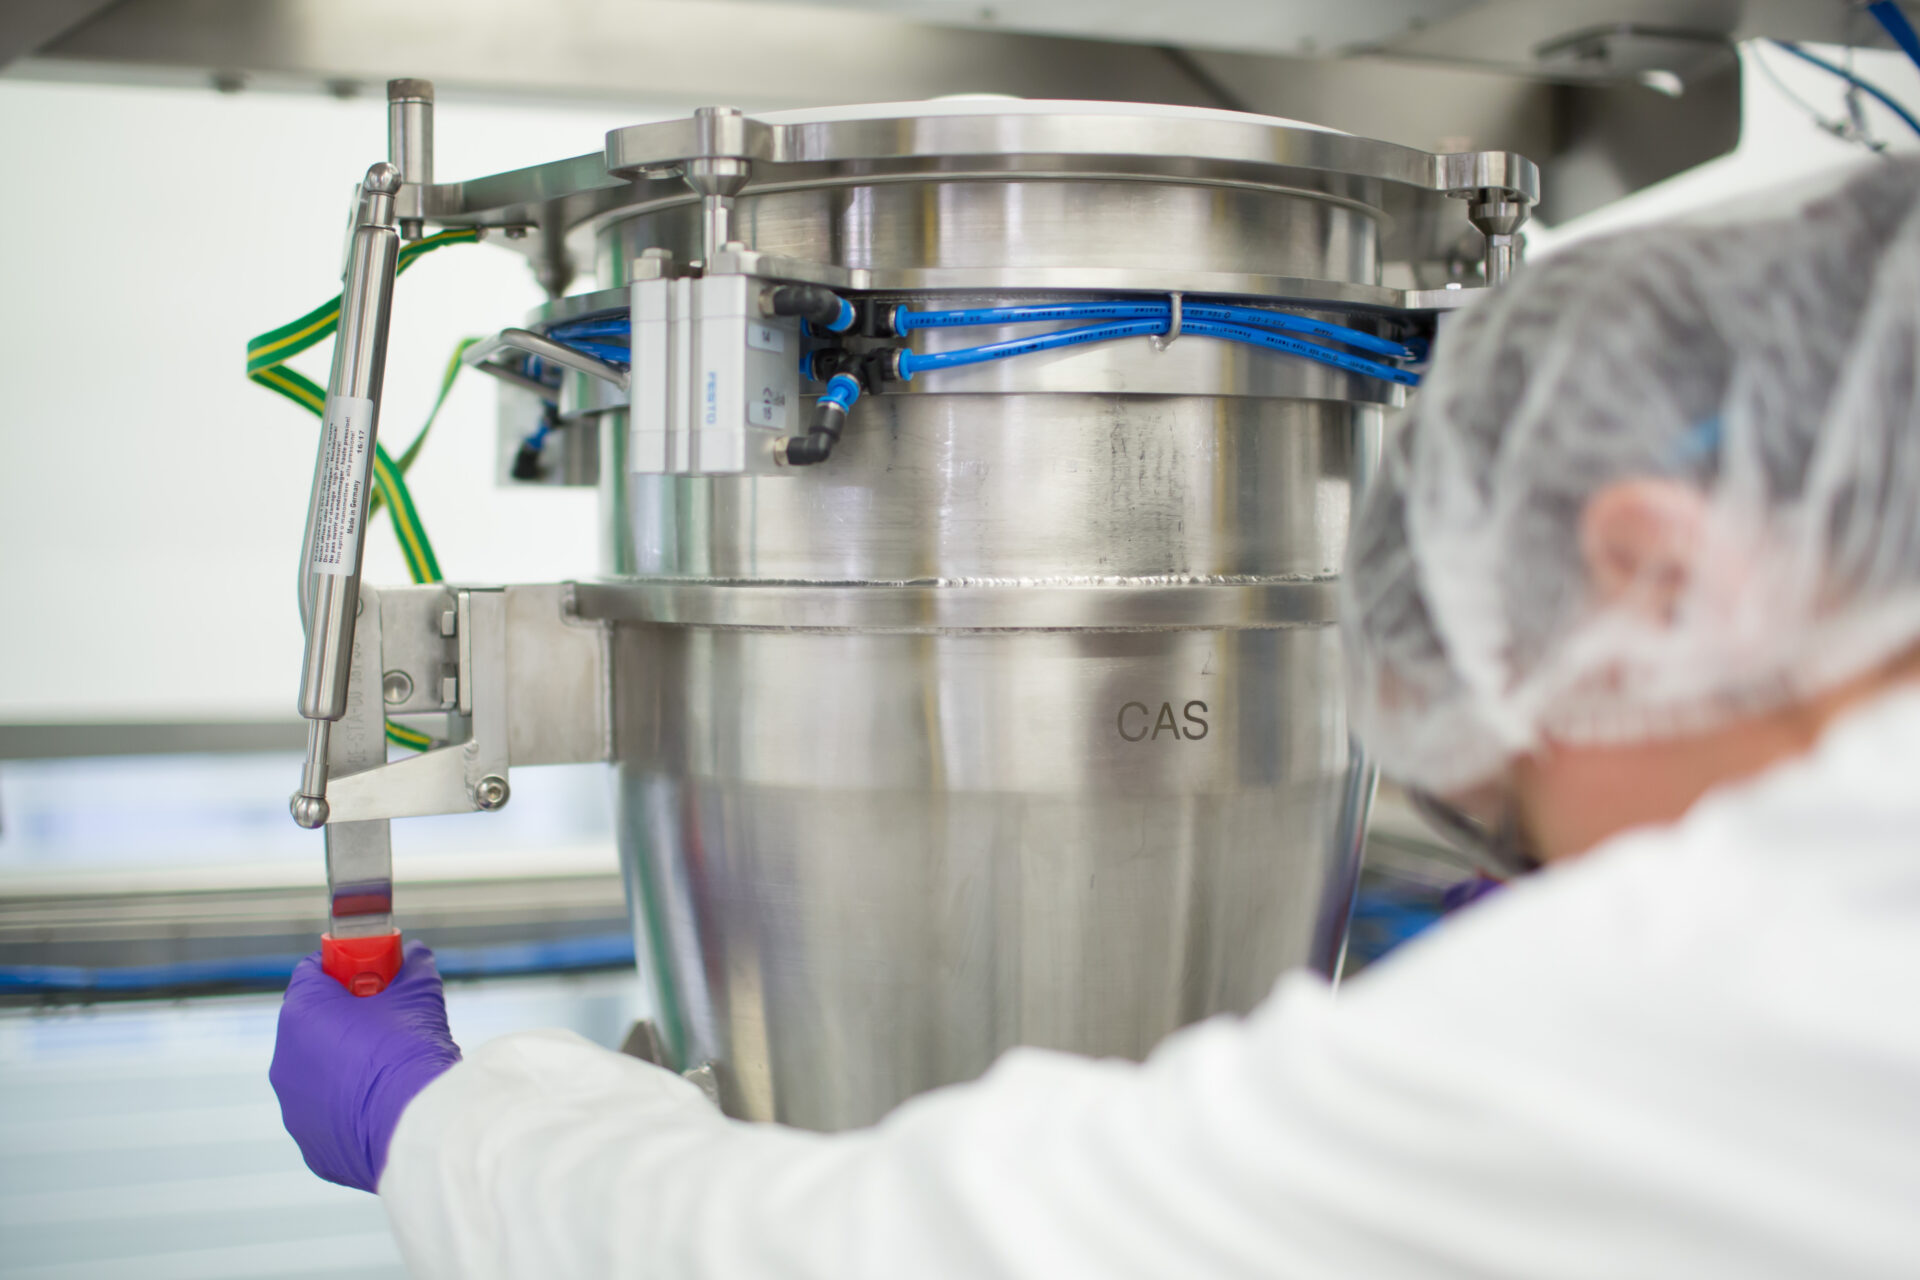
(1579, 477), (1710, 624)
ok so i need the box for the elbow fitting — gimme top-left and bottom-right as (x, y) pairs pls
(764, 284), (855, 334)
(780, 373), (860, 467)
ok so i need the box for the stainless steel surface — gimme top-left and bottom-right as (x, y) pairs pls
(542, 99), (1470, 1128)
(603, 397), (1376, 1129)
(293, 162), (401, 824)
(17, 0), (1755, 224)
(1466, 190), (1531, 286)
(291, 722), (330, 829)
(326, 589), (509, 822)
(464, 327), (631, 392)
(572, 577), (1341, 632)
(325, 583), (393, 940)
(685, 106), (752, 264)
(503, 584), (613, 767)
(316, 584), (612, 823)
(403, 104), (1537, 311)
(612, 619), (1357, 1128)
(387, 77), (433, 241)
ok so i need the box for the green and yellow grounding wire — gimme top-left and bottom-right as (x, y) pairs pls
(246, 227), (483, 752)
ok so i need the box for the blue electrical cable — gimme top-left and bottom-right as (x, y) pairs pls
(0, 932), (638, 994)
(1870, 2), (1920, 77)
(893, 301), (1417, 360)
(1770, 40), (1920, 139)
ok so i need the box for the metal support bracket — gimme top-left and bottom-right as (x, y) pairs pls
(322, 583), (611, 825)
(327, 583), (395, 937)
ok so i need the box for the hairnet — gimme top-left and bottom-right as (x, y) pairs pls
(1343, 158), (1920, 793)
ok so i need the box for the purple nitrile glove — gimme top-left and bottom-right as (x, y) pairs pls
(270, 940), (462, 1192)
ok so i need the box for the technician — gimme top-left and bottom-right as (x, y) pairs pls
(273, 159), (1920, 1277)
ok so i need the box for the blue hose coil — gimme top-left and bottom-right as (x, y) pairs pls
(1179, 318), (1421, 387)
(896, 317), (1418, 386)
(550, 337), (631, 365)
(545, 315), (632, 341)
(895, 319), (1169, 378)
(893, 301), (1416, 361)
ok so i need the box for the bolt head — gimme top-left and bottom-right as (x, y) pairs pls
(364, 162), (402, 195)
(474, 775), (511, 810)
(382, 670), (414, 704)
(290, 794), (330, 829)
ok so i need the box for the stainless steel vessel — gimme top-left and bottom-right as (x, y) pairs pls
(292, 96), (1537, 1131)
(569, 103), (1516, 1129)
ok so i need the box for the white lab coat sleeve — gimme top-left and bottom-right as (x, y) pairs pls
(379, 694), (1920, 1279)
(379, 977), (1461, 1280)
(377, 862), (1693, 1280)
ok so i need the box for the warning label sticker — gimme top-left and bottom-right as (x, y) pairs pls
(306, 395), (375, 577)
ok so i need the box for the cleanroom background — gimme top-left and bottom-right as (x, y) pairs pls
(3, 31), (1919, 1280)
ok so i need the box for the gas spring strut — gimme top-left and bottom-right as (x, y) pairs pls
(290, 161), (406, 994)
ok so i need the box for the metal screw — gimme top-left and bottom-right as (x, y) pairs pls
(382, 670), (414, 704)
(474, 775), (511, 810)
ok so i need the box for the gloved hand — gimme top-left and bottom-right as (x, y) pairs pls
(270, 940), (462, 1191)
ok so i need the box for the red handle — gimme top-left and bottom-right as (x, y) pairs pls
(322, 931), (404, 997)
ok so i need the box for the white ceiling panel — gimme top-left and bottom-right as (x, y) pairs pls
(724, 0), (1483, 57)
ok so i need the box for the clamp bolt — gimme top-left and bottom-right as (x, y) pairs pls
(474, 775), (511, 810)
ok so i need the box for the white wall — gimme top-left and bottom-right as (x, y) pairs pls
(0, 81), (665, 721)
(3, 43), (1918, 721)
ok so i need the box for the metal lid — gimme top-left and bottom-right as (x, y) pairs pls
(602, 98), (1534, 202)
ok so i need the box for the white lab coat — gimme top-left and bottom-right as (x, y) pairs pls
(381, 688), (1920, 1278)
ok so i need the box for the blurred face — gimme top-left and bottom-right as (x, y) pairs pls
(1417, 477), (1920, 865)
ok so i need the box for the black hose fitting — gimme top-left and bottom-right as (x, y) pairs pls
(860, 301), (902, 338)
(765, 285), (855, 333)
(804, 346), (860, 382)
(868, 347), (906, 384)
(781, 400), (849, 467)
(510, 442), (545, 481)
(511, 408), (560, 480)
